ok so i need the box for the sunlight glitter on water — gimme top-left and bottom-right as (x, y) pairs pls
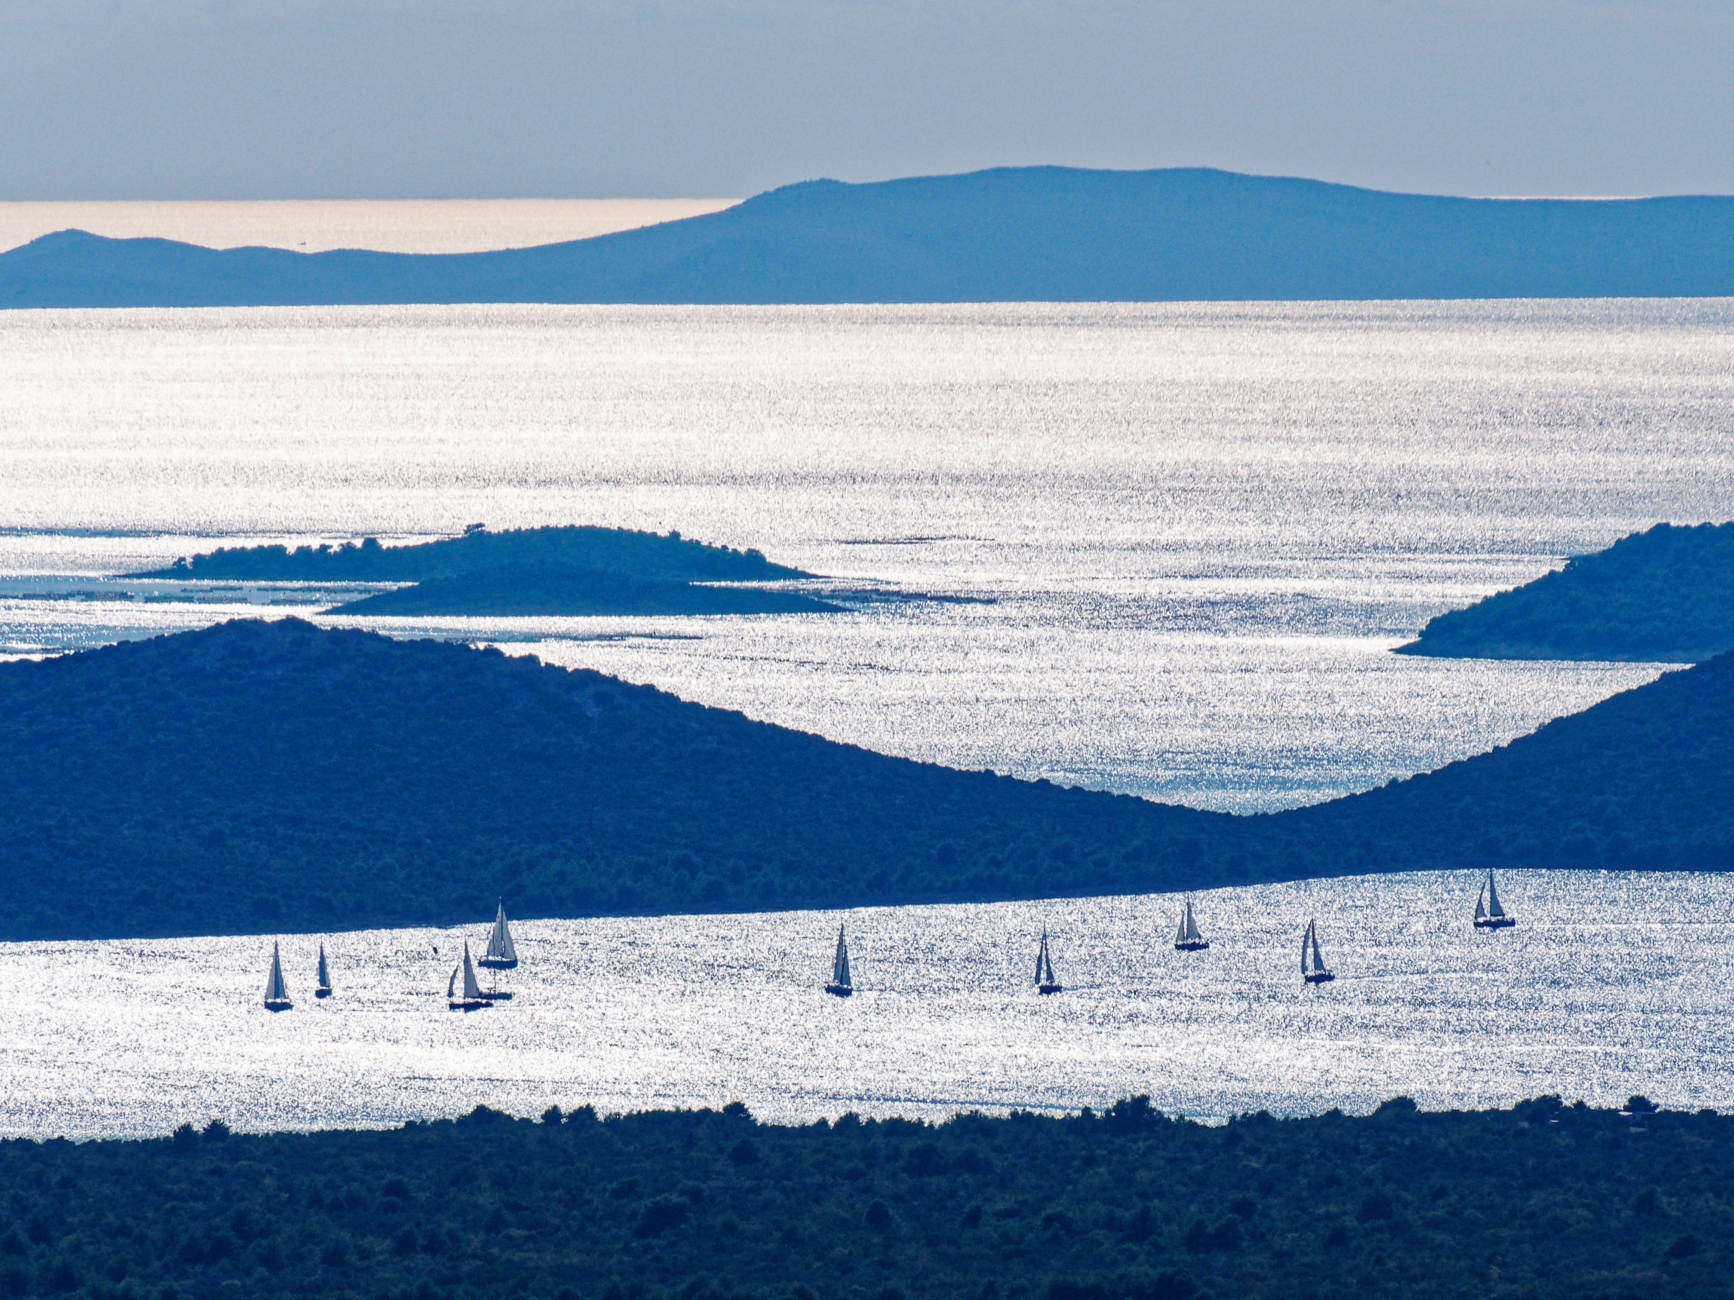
(0, 300), (1725, 807)
(3, 871), (1732, 1140)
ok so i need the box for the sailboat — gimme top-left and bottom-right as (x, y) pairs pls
(263, 942), (293, 1011)
(314, 944), (333, 998)
(1473, 870), (1517, 930)
(825, 923), (853, 997)
(480, 901), (518, 969)
(477, 900), (517, 999)
(1301, 919), (1334, 984)
(479, 901), (518, 999)
(1036, 929), (1063, 995)
(1173, 897), (1209, 952)
(447, 941), (492, 1011)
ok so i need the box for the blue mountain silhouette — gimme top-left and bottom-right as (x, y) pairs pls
(0, 617), (1728, 939)
(5, 167), (1733, 307)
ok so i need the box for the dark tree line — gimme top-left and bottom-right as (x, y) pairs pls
(0, 1096), (1726, 1298)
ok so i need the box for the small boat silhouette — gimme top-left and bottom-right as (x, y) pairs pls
(1301, 918), (1334, 984)
(825, 924), (853, 997)
(447, 941), (492, 1011)
(1474, 870), (1517, 929)
(263, 942), (293, 1011)
(1036, 929), (1063, 995)
(1173, 897), (1209, 952)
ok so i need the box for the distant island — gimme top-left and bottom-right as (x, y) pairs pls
(133, 524), (807, 582)
(1399, 522), (1734, 662)
(0, 1096), (1710, 1298)
(5, 167), (1734, 308)
(133, 524), (835, 619)
(0, 616), (1726, 941)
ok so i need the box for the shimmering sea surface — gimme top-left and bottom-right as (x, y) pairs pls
(3, 299), (1729, 810)
(2, 871), (1730, 1139)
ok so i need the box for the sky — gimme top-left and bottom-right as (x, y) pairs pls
(2, 0), (1731, 200)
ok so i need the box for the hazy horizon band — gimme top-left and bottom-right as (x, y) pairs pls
(0, 198), (742, 256)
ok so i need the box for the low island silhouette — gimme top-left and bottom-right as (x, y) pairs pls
(1, 617), (1726, 941)
(6, 167), (1734, 308)
(132, 524), (842, 618)
(1399, 522), (1734, 662)
(0, 1095), (1710, 1298)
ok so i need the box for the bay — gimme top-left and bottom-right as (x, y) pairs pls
(3, 299), (1727, 810)
(1, 870), (1726, 1139)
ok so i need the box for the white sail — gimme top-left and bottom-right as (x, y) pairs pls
(1309, 922), (1327, 974)
(1486, 871), (1505, 919)
(1475, 884), (1487, 921)
(1183, 899), (1203, 944)
(483, 902), (518, 967)
(1038, 932), (1058, 986)
(461, 942), (486, 1001)
(1174, 907), (1188, 946)
(832, 925), (851, 987)
(447, 966), (459, 999)
(264, 942), (290, 1004)
(1301, 921), (1312, 975)
(316, 944), (332, 990)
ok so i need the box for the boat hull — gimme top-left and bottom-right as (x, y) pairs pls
(1303, 972), (1335, 984)
(824, 984), (852, 997)
(479, 959), (518, 970)
(314, 988), (332, 998)
(447, 999), (492, 1011)
(1474, 917), (1517, 929)
(1038, 983), (1063, 995)
(1174, 940), (1209, 951)
(264, 999), (293, 1011)
(484, 990), (515, 1000)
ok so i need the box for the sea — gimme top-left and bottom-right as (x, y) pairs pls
(0, 202), (1732, 1134)
(4, 871), (1734, 1139)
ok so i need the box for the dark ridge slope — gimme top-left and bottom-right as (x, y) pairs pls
(6, 167), (1734, 307)
(0, 619), (1229, 939)
(0, 1099), (1720, 1299)
(0, 619), (1728, 941)
(1398, 522), (1734, 662)
(1282, 651), (1734, 868)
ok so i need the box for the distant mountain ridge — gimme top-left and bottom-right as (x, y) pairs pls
(1, 617), (1729, 940)
(5, 167), (1734, 307)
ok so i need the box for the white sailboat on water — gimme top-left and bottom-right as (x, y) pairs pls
(480, 901), (518, 969)
(825, 923), (853, 997)
(1301, 918), (1334, 984)
(1036, 929), (1063, 995)
(447, 941), (492, 1011)
(263, 941), (293, 1011)
(1473, 870), (1516, 930)
(1173, 897), (1209, 952)
(314, 943), (333, 998)
(478, 900), (518, 1000)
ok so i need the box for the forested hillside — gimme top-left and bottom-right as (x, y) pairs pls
(0, 618), (1730, 939)
(1400, 522), (1734, 662)
(0, 1097), (1722, 1299)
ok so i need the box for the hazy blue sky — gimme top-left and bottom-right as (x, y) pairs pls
(3, 0), (1730, 199)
